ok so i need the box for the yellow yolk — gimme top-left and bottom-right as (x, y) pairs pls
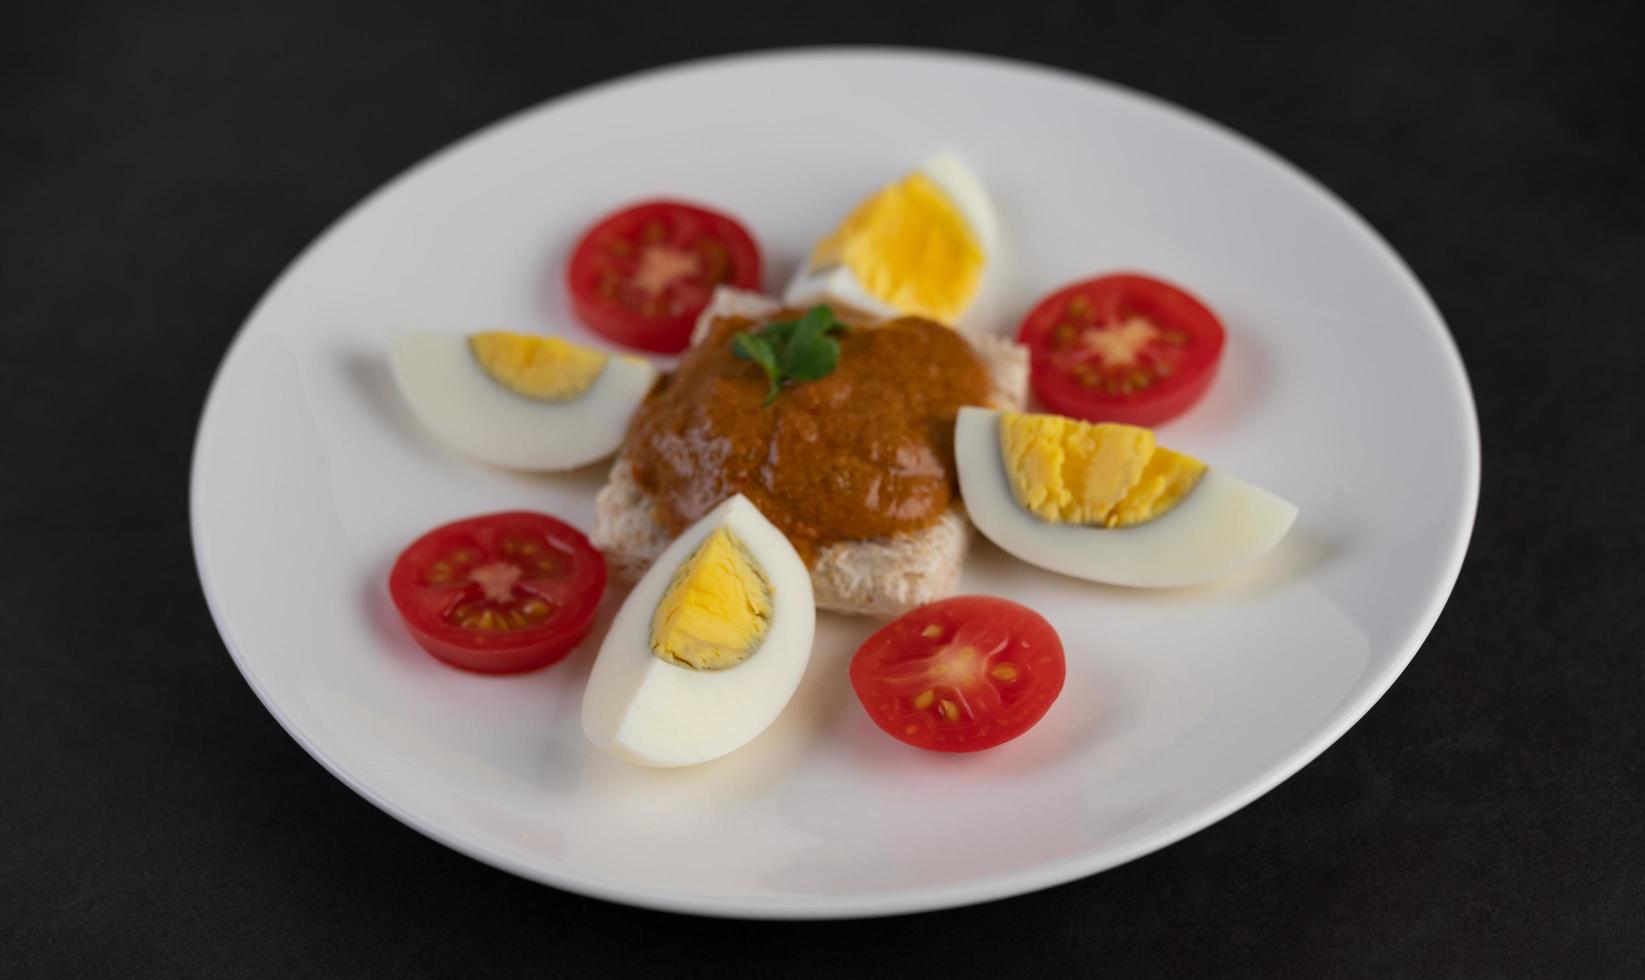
(998, 411), (1207, 527)
(1111, 445), (1206, 525)
(809, 172), (984, 323)
(468, 332), (607, 401)
(650, 526), (773, 670)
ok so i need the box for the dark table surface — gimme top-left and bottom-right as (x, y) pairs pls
(5, 0), (1642, 975)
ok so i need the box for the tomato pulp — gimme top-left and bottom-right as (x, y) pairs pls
(388, 512), (606, 674)
(566, 200), (763, 353)
(1018, 273), (1226, 426)
(849, 596), (1066, 752)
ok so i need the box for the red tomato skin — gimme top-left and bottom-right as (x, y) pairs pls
(1018, 273), (1226, 427)
(397, 612), (597, 675)
(1037, 351), (1221, 428)
(849, 596), (1067, 753)
(566, 200), (762, 354)
(387, 512), (606, 675)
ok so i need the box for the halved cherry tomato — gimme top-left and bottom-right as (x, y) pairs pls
(566, 200), (762, 353)
(388, 512), (606, 674)
(1018, 273), (1226, 426)
(849, 596), (1066, 753)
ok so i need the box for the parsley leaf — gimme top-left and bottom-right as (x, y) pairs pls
(730, 305), (846, 404)
(782, 306), (841, 380)
(730, 330), (782, 404)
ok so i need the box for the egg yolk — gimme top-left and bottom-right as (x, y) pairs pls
(650, 526), (773, 670)
(468, 332), (608, 401)
(809, 172), (984, 324)
(999, 411), (1206, 527)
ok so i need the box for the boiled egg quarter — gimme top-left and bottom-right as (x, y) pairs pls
(955, 407), (1297, 587)
(582, 494), (816, 768)
(390, 331), (657, 471)
(785, 152), (996, 325)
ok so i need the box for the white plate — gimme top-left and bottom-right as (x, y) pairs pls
(191, 49), (1478, 918)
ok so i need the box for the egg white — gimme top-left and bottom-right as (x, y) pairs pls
(389, 332), (656, 472)
(784, 264), (903, 321)
(581, 494), (816, 768)
(955, 407), (1298, 588)
(784, 151), (997, 324)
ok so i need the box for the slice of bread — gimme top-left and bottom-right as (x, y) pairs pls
(592, 288), (1028, 617)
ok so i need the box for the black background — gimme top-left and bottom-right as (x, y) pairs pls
(5, 0), (1643, 975)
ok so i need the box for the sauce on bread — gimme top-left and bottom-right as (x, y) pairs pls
(625, 311), (993, 563)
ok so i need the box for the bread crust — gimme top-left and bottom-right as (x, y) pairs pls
(591, 288), (1027, 617)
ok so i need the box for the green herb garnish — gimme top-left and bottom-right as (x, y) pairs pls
(730, 305), (848, 404)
